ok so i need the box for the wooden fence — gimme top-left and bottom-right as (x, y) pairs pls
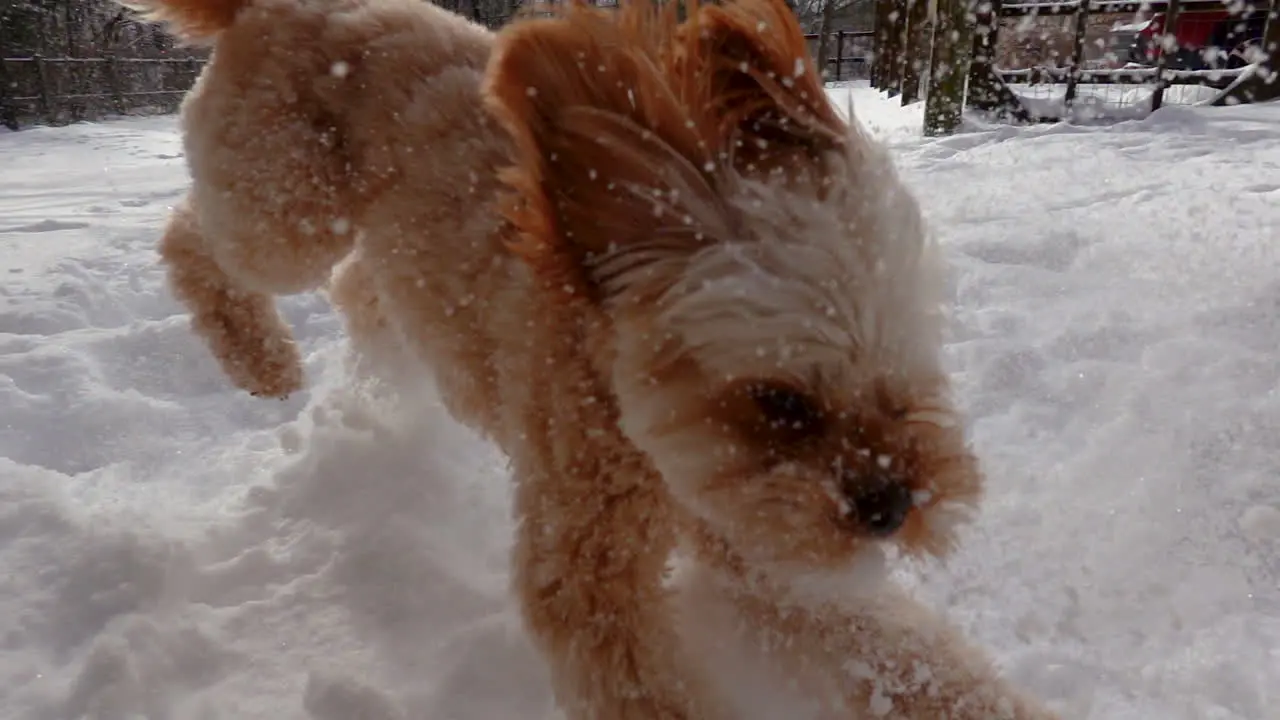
(1, 55), (205, 130)
(967, 0), (1280, 122)
(868, 0), (1279, 133)
(804, 29), (876, 82)
(1, 28), (876, 131)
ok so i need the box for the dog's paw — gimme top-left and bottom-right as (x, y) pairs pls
(223, 336), (305, 400)
(242, 377), (302, 400)
(240, 364), (304, 400)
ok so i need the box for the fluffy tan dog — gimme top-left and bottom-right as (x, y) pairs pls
(130, 0), (1059, 717)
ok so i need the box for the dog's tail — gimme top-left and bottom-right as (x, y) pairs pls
(122, 0), (254, 41)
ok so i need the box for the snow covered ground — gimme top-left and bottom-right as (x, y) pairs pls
(2, 84), (1279, 719)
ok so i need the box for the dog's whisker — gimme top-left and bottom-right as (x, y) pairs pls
(905, 407), (957, 428)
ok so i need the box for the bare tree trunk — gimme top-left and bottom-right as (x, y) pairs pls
(965, 0), (1033, 121)
(883, 0), (907, 95)
(872, 0), (894, 87)
(899, 0), (928, 103)
(923, 0), (970, 135)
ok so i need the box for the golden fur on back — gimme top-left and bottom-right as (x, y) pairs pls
(134, 0), (1060, 716)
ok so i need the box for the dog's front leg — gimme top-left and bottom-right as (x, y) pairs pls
(160, 197), (304, 399)
(737, 583), (1061, 720)
(509, 462), (715, 720)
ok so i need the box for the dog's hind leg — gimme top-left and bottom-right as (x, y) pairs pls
(328, 249), (415, 384)
(160, 197), (304, 398)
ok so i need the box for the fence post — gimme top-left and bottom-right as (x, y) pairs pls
(0, 59), (17, 130)
(187, 57), (202, 109)
(104, 53), (126, 115)
(33, 54), (55, 124)
(1063, 0), (1091, 112)
(967, 0), (998, 106)
(1150, 0), (1184, 111)
(835, 30), (846, 81)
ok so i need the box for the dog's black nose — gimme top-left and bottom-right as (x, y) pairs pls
(849, 481), (913, 536)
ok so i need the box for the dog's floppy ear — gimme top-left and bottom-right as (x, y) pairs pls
(483, 0), (846, 303)
(684, 0), (848, 178)
(484, 0), (724, 303)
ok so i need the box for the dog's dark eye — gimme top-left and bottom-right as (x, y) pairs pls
(747, 382), (823, 437)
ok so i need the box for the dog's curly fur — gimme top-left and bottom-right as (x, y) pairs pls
(129, 0), (1059, 716)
